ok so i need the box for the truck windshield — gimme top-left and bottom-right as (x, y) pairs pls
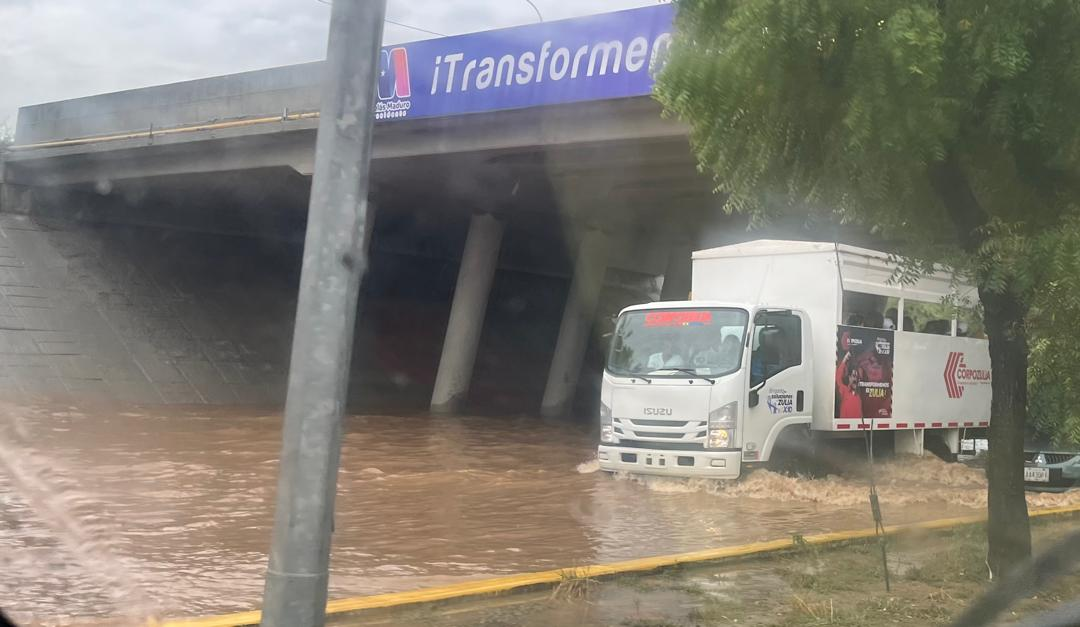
(607, 308), (749, 378)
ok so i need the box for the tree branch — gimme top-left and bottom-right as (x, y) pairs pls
(928, 156), (989, 252)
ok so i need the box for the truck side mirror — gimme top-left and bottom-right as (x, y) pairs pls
(749, 389), (759, 408)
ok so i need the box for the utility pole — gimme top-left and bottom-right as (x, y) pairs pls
(260, 1), (386, 626)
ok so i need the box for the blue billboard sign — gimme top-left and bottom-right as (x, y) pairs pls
(373, 4), (675, 123)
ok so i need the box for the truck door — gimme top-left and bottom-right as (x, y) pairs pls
(743, 309), (813, 461)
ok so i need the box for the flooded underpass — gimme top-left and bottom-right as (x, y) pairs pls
(3, 404), (1080, 625)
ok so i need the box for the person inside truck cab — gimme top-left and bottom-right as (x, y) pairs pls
(693, 335), (741, 371)
(751, 326), (787, 385)
(718, 335), (741, 369)
(647, 336), (686, 370)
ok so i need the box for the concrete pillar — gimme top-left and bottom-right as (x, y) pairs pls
(895, 429), (925, 457)
(541, 228), (609, 417)
(430, 212), (505, 414)
(660, 239), (693, 301)
(944, 427), (961, 455)
(0, 183), (33, 215)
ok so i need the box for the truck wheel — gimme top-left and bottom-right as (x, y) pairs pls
(767, 425), (816, 477)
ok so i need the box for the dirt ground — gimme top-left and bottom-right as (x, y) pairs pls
(338, 513), (1080, 627)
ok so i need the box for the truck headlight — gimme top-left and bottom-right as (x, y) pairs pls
(707, 401), (737, 450)
(707, 428), (732, 449)
(600, 402), (617, 444)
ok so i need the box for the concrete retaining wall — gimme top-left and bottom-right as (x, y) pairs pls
(0, 212), (300, 405)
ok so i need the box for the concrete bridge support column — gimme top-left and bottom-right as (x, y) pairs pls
(430, 211), (505, 414)
(660, 236), (693, 301)
(541, 228), (610, 418)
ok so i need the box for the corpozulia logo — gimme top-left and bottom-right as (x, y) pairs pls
(944, 351), (991, 399)
(376, 47), (412, 120)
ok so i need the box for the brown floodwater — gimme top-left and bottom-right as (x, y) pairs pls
(1, 403), (1078, 625)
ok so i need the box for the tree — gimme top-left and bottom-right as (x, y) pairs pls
(1028, 218), (1080, 446)
(656, 0), (1080, 576)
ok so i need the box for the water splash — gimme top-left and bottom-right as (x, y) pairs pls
(0, 407), (160, 625)
(614, 456), (1080, 511)
(575, 457), (600, 474)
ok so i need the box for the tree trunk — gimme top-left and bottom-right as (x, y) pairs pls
(980, 287), (1032, 578)
(929, 156), (1032, 577)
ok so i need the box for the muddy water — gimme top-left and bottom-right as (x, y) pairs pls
(2, 404), (1079, 625)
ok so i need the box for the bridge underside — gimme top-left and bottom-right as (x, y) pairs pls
(0, 99), (815, 417)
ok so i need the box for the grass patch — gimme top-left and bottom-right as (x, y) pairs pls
(396, 512), (1080, 627)
(550, 568), (599, 602)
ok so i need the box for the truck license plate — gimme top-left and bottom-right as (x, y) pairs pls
(1024, 467), (1050, 483)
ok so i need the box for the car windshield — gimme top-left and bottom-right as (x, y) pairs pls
(607, 308), (749, 378)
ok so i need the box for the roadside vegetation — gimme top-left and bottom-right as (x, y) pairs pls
(364, 514), (1080, 627)
(1028, 233), (1080, 446)
(655, 0), (1080, 574)
(645, 521), (1077, 626)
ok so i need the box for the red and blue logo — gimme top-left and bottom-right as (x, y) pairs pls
(376, 47), (412, 120)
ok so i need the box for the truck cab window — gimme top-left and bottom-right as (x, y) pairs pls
(750, 312), (802, 386)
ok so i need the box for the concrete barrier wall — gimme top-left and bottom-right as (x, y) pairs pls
(14, 62), (324, 145)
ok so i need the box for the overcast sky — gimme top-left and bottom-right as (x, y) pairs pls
(0, 0), (663, 133)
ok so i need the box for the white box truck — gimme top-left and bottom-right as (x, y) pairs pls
(597, 240), (992, 478)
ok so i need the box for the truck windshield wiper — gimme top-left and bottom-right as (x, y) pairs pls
(662, 368), (716, 384)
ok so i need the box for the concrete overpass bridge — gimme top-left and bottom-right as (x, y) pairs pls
(0, 6), (760, 417)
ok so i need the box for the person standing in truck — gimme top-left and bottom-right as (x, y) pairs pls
(884, 307), (898, 330)
(835, 352), (863, 418)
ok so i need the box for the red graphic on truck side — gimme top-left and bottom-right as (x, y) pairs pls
(944, 351), (991, 399)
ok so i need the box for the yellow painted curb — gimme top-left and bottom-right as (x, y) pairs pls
(159, 502), (1080, 627)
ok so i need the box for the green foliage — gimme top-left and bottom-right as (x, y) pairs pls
(657, 0), (1080, 443)
(1028, 218), (1080, 445)
(657, 0), (1080, 254)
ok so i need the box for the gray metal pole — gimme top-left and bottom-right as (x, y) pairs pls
(261, 1), (386, 626)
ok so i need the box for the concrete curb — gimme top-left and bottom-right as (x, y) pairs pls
(157, 502), (1080, 627)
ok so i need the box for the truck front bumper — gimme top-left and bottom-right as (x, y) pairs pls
(597, 445), (742, 479)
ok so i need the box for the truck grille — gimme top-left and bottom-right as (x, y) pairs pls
(614, 417), (707, 445)
(632, 419), (689, 427)
(617, 439), (706, 451)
